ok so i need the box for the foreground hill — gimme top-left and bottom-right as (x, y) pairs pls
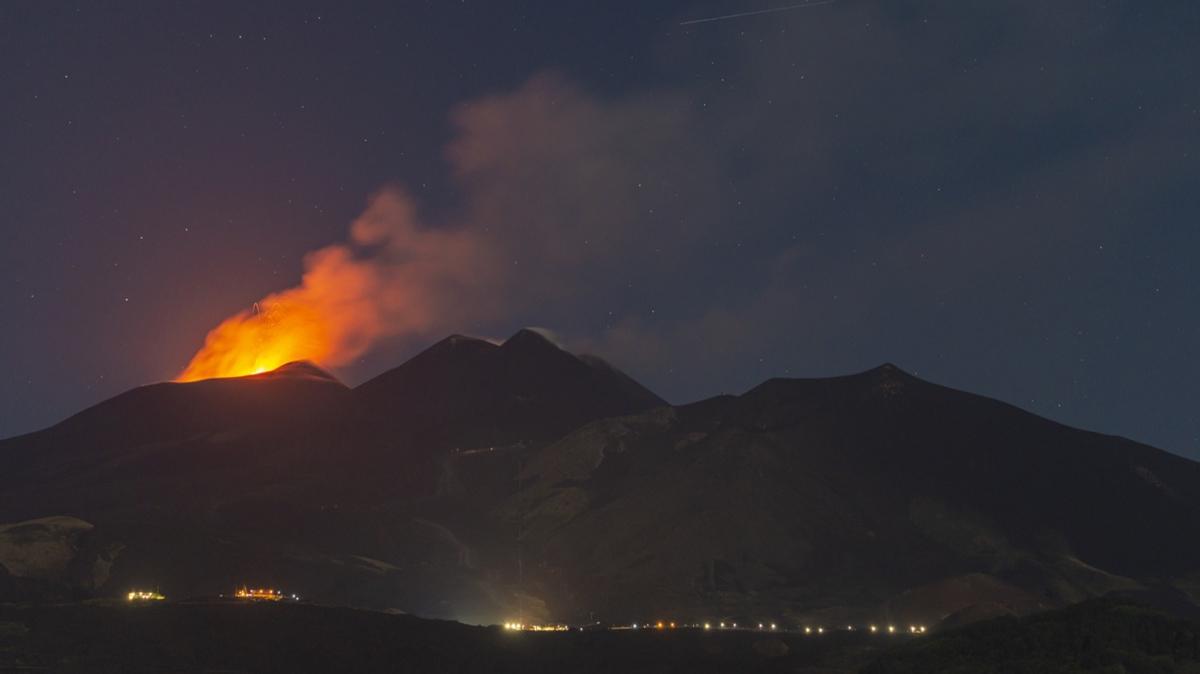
(0, 601), (891, 673)
(3, 598), (1194, 673)
(863, 598), (1200, 673)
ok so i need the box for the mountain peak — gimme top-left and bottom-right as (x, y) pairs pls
(863, 362), (915, 381)
(352, 329), (665, 449)
(435, 333), (498, 349)
(252, 360), (343, 385)
(501, 327), (569, 353)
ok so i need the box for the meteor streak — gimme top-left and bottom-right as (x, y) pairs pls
(680, 0), (839, 26)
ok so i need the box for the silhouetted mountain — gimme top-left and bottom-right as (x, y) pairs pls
(353, 329), (666, 452)
(0, 331), (666, 620)
(7, 359), (347, 461)
(502, 364), (1200, 625)
(1, 343), (1199, 630)
(0, 360), (352, 520)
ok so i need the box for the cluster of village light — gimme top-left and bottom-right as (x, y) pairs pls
(233, 587), (300, 601)
(502, 622), (570, 632)
(128, 587), (302, 602)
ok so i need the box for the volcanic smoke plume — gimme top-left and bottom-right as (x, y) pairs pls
(176, 189), (494, 381)
(176, 73), (718, 382)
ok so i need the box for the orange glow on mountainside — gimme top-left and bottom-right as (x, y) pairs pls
(175, 296), (334, 382)
(175, 189), (496, 383)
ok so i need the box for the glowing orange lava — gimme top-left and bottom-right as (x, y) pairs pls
(176, 295), (333, 382)
(175, 188), (494, 383)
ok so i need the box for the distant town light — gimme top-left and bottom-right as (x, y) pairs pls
(234, 587), (284, 601)
(503, 621), (568, 632)
(126, 590), (165, 602)
(704, 622), (711, 630)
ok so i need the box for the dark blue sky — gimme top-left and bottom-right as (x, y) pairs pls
(2, 1), (1198, 458)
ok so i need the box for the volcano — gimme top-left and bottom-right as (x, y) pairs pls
(353, 328), (666, 455)
(1, 336), (1198, 628)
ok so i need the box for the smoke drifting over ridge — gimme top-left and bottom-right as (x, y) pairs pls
(177, 189), (495, 380)
(177, 73), (720, 380)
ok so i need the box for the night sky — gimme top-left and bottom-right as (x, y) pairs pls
(2, 1), (1198, 458)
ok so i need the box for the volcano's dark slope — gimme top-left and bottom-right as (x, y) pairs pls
(504, 364), (1200, 624)
(355, 329), (664, 450)
(0, 330), (667, 619)
(0, 329), (663, 515)
(348, 329), (666, 494)
(1, 338), (1199, 628)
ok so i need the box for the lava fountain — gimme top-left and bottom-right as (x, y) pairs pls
(174, 188), (494, 382)
(175, 296), (334, 382)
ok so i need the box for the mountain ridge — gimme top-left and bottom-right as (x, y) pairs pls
(1, 333), (1198, 629)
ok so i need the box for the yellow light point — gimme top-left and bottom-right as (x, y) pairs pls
(770, 623), (777, 630)
(919, 626), (927, 633)
(804, 627), (812, 635)
(870, 625), (878, 633)
(669, 622), (676, 629)
(234, 586), (284, 601)
(704, 622), (711, 630)
(888, 625), (896, 634)
(719, 622), (725, 629)
(817, 627), (824, 634)
(656, 621), (664, 630)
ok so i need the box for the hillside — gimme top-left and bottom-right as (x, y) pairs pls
(1, 342), (1198, 629)
(502, 364), (1200, 625)
(0, 331), (667, 621)
(863, 598), (1200, 673)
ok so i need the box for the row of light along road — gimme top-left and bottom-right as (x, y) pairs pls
(504, 621), (927, 634)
